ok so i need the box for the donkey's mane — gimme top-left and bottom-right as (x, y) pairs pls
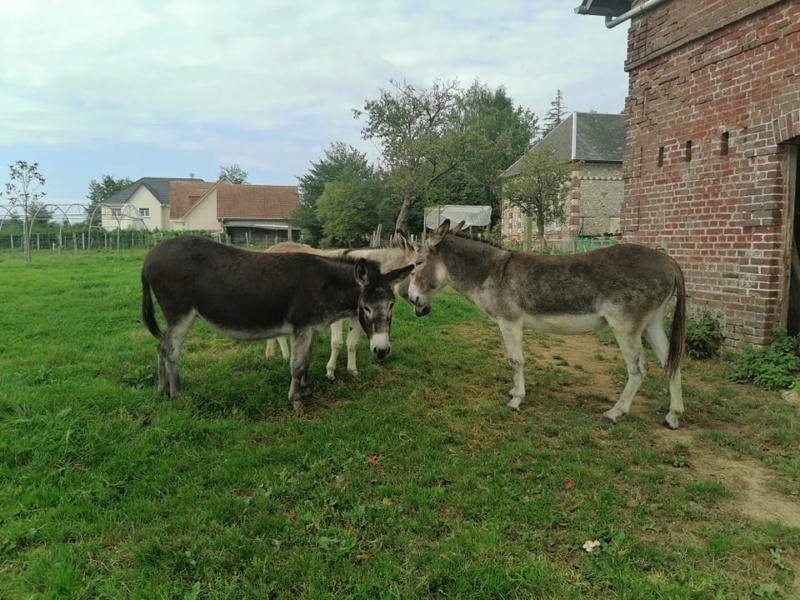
(448, 231), (507, 251)
(314, 253), (382, 270)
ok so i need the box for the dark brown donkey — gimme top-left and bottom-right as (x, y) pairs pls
(141, 236), (413, 410)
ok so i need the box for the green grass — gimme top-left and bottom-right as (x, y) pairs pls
(2, 249), (800, 599)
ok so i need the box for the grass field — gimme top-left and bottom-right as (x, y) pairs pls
(2, 248), (800, 599)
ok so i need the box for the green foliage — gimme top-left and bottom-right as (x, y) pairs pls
(218, 163), (249, 184)
(3, 160), (47, 262)
(292, 142), (375, 245)
(502, 143), (574, 240)
(726, 329), (800, 390)
(355, 78), (537, 233)
(86, 174), (133, 227)
(315, 172), (390, 247)
(540, 89), (568, 138)
(686, 310), (724, 359)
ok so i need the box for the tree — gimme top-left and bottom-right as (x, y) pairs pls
(540, 90), (568, 138)
(441, 81), (538, 225)
(2, 161), (46, 262)
(502, 144), (575, 250)
(355, 78), (466, 233)
(355, 79), (539, 233)
(219, 164), (249, 184)
(315, 171), (390, 247)
(86, 175), (132, 227)
(291, 142), (376, 245)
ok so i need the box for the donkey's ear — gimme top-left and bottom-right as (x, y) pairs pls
(386, 263), (414, 285)
(392, 229), (410, 250)
(450, 220), (466, 234)
(428, 219), (451, 247)
(354, 258), (371, 288)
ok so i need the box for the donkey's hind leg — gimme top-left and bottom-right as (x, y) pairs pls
(325, 320), (345, 380)
(345, 319), (363, 376)
(644, 312), (684, 429)
(603, 326), (647, 424)
(158, 312), (195, 397)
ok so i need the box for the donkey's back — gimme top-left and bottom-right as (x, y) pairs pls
(508, 244), (681, 321)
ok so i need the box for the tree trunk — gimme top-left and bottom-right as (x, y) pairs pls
(537, 208), (547, 250)
(523, 215), (533, 252)
(394, 195), (414, 234)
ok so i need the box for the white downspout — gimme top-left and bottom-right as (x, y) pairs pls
(603, 0), (671, 28)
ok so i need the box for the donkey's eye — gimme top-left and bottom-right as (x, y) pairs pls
(363, 305), (372, 315)
(389, 302), (395, 310)
(415, 259), (424, 267)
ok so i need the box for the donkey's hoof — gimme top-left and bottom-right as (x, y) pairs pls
(505, 403), (520, 413)
(663, 414), (681, 430)
(291, 400), (304, 412)
(326, 372), (336, 381)
(600, 411), (618, 424)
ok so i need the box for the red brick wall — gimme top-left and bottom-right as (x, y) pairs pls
(622, 0), (800, 347)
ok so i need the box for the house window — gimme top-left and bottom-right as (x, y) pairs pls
(657, 146), (664, 167)
(111, 208), (121, 217)
(139, 208), (150, 217)
(685, 140), (692, 162)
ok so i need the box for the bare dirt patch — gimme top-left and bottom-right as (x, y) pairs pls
(536, 333), (800, 530)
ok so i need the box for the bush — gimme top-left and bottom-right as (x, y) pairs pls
(685, 310), (724, 359)
(725, 328), (800, 390)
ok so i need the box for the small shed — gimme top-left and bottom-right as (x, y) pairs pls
(424, 205), (491, 233)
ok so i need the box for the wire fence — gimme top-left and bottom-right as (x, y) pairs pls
(0, 229), (621, 256)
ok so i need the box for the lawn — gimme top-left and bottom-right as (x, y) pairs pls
(1, 248), (800, 599)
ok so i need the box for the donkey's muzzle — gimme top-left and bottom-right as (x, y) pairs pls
(373, 346), (391, 360)
(414, 304), (431, 317)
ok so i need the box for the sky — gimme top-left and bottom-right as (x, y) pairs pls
(0, 0), (629, 212)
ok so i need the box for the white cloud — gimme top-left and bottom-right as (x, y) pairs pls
(0, 0), (628, 190)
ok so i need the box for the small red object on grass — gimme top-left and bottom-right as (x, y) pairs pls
(367, 455), (379, 468)
(564, 480), (574, 489)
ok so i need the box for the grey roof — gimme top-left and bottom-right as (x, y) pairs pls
(503, 112), (624, 177)
(101, 177), (204, 206)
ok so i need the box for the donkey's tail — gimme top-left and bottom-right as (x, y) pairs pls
(665, 264), (686, 380)
(141, 270), (163, 339)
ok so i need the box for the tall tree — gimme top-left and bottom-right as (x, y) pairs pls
(2, 161), (46, 262)
(446, 81), (538, 224)
(355, 79), (538, 233)
(502, 143), (575, 250)
(86, 175), (132, 227)
(219, 164), (249, 184)
(541, 90), (568, 138)
(291, 142), (376, 245)
(315, 171), (389, 247)
(355, 78), (465, 233)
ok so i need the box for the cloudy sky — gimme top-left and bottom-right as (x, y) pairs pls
(0, 0), (628, 208)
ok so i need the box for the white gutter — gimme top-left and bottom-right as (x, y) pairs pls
(603, 0), (671, 28)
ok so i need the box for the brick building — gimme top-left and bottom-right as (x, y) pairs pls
(579, 0), (800, 347)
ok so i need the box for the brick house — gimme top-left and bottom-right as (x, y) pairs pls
(501, 112), (624, 243)
(578, 0), (800, 347)
(101, 177), (300, 244)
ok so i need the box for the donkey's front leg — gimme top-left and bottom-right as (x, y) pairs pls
(288, 329), (315, 411)
(497, 319), (526, 411)
(325, 320), (344, 380)
(345, 318), (363, 376)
